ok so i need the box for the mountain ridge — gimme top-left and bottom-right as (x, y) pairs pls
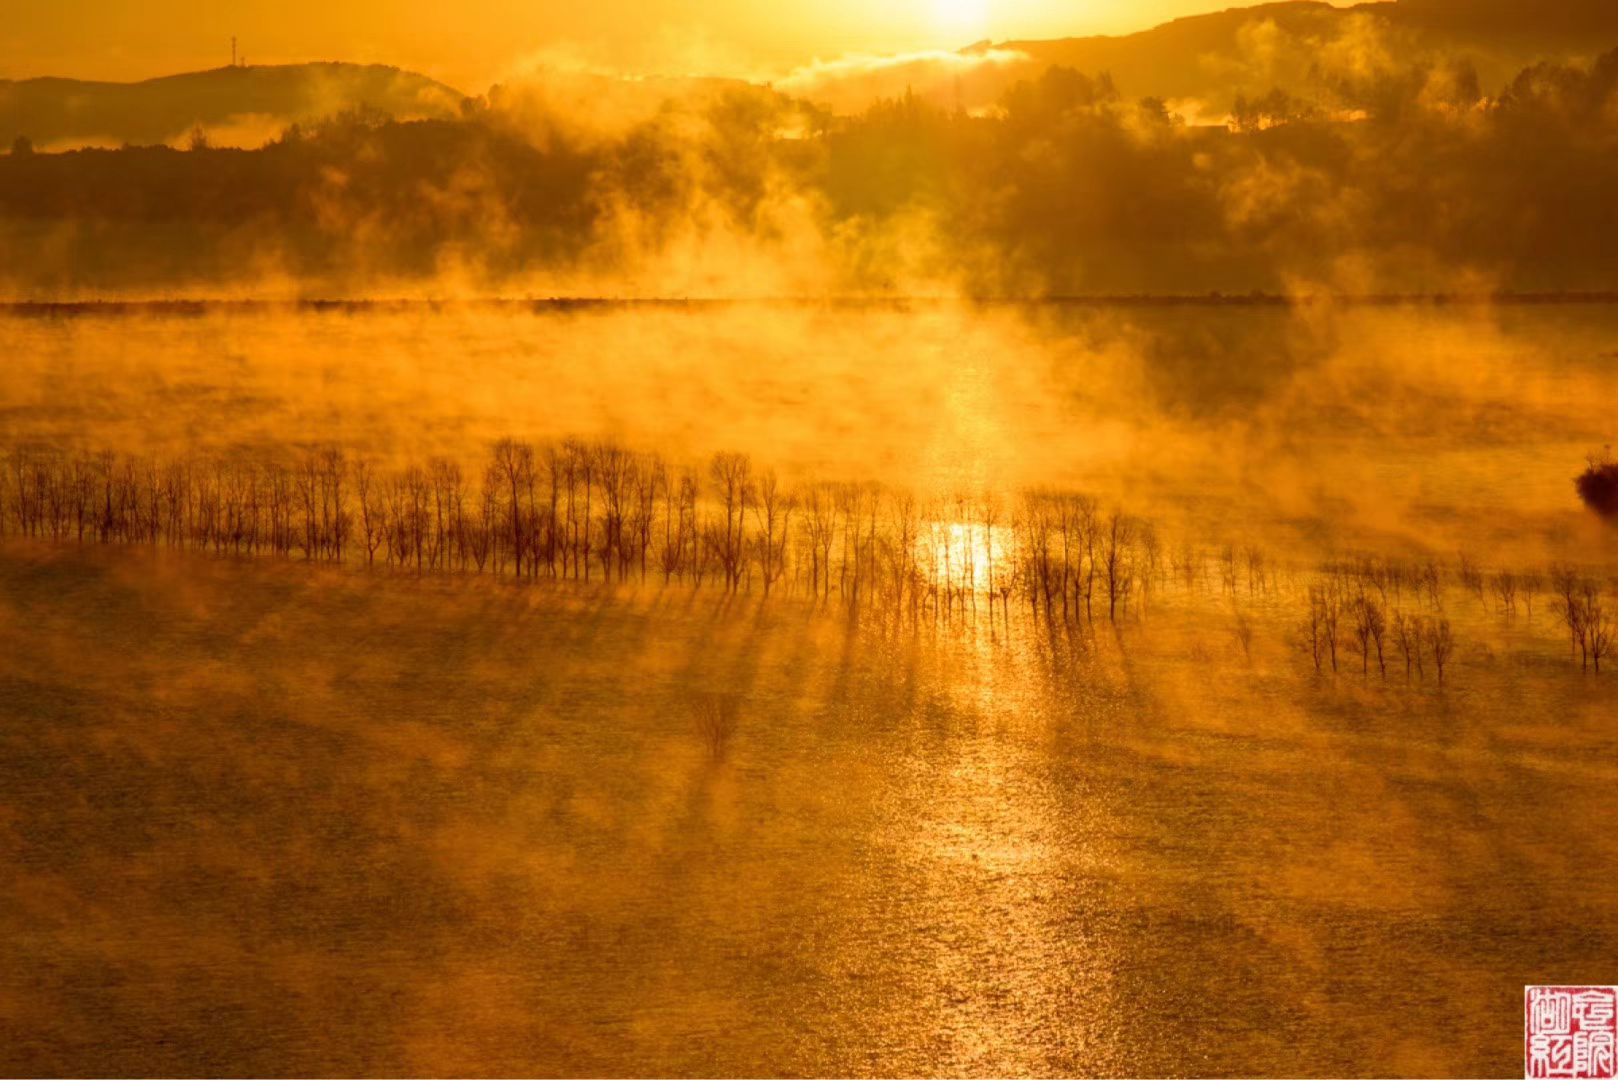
(9, 0), (1618, 147)
(1, 62), (468, 149)
(979, 0), (1618, 105)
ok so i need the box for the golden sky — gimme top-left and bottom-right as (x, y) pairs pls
(4, 0), (1229, 91)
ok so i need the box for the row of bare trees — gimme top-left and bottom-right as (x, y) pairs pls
(0, 440), (1284, 616)
(0, 441), (1163, 625)
(1551, 569), (1614, 673)
(1298, 574), (1457, 684)
(2, 446), (352, 559)
(3, 440), (1614, 674)
(1011, 492), (1161, 623)
(1290, 557), (1618, 681)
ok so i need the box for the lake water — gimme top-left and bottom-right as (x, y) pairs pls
(1, 301), (1616, 1075)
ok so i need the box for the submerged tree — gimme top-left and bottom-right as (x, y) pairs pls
(1426, 618), (1456, 686)
(1393, 611), (1424, 682)
(1351, 593), (1387, 678)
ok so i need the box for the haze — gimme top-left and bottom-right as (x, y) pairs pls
(7, 0), (1252, 87)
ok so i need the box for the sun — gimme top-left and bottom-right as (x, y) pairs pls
(931, 0), (992, 36)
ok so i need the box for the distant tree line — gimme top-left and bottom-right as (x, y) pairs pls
(7, 47), (1618, 293)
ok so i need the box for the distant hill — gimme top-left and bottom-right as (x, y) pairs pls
(0, 63), (468, 149)
(988, 2), (1366, 105)
(787, 0), (1618, 117)
(986, 0), (1618, 107)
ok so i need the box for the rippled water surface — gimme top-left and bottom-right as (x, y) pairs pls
(2, 543), (1615, 1076)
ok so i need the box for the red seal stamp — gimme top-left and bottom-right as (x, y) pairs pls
(1528, 987), (1618, 1079)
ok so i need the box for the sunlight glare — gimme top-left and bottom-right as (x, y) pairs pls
(931, 0), (992, 37)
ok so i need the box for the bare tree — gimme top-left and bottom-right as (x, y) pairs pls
(751, 468), (795, 596)
(1426, 618), (1456, 685)
(355, 459), (384, 566)
(1103, 510), (1134, 621)
(1491, 570), (1518, 617)
(1420, 560), (1443, 610)
(1589, 602), (1613, 673)
(1551, 566), (1585, 664)
(1575, 584), (1611, 673)
(1301, 587), (1327, 672)
(981, 493), (1001, 613)
(594, 442), (630, 580)
(1457, 553), (1485, 608)
(492, 439), (533, 578)
(709, 451), (752, 592)
(1351, 593), (1387, 677)
(1519, 570), (1543, 623)
(1393, 611), (1423, 681)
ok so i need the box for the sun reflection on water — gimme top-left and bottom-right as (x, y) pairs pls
(919, 518), (1017, 596)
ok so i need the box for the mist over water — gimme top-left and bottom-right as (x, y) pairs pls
(1, 298), (1616, 1076)
(2, 300), (1614, 561)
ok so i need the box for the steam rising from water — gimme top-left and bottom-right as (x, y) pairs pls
(2, 300), (1613, 565)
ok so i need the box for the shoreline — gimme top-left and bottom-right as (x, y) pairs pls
(6, 292), (1618, 317)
